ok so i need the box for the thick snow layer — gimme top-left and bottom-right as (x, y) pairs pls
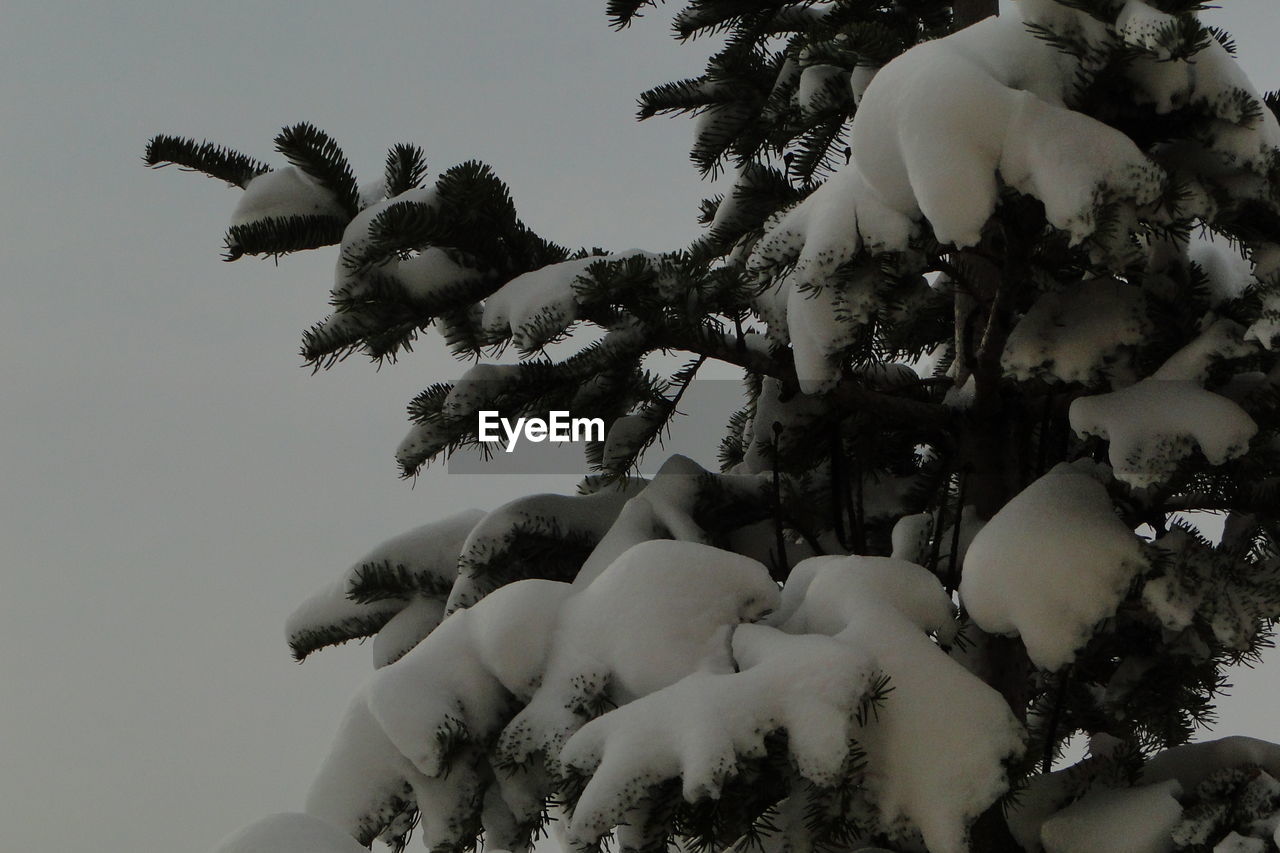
(370, 596), (446, 669)
(501, 541), (780, 781)
(796, 63), (848, 117)
(1002, 279), (1148, 384)
(481, 251), (653, 351)
(890, 504), (983, 569)
(440, 363), (524, 420)
(560, 626), (875, 841)
(446, 482), (647, 612)
(562, 540), (778, 695)
(960, 462), (1147, 671)
(305, 691), (422, 844)
(573, 455), (767, 586)
(600, 411), (662, 471)
(748, 175), (910, 392)
(1143, 737), (1280, 791)
(214, 813), (366, 853)
(844, 13), (1159, 247)
(369, 578), (572, 777)
(392, 247), (488, 302)
(1191, 235), (1256, 306)
(1039, 779), (1183, 853)
(748, 10), (1163, 390)
(286, 509), (483, 664)
(1069, 379), (1257, 489)
(783, 557), (1024, 853)
(1001, 740), (1280, 853)
(1116, 0), (1178, 57)
(309, 537), (779, 845)
(1154, 319), (1255, 383)
(557, 556), (1022, 853)
(1069, 321), (1258, 487)
(230, 167), (347, 228)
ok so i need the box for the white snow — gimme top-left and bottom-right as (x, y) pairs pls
(573, 455), (766, 586)
(1116, 0), (1178, 57)
(329, 187), (439, 297)
(392, 247), (488, 302)
(1002, 278), (1149, 384)
(1068, 319), (1258, 487)
(305, 692), (421, 845)
(555, 555), (1024, 853)
(796, 63), (848, 117)
(561, 626), (876, 840)
(1039, 779), (1183, 853)
(213, 813), (367, 853)
(1191, 234), (1257, 306)
(229, 167), (347, 228)
(286, 509), (483, 665)
(748, 9), (1166, 391)
(597, 411), (656, 471)
(554, 540), (778, 698)
(960, 461), (1148, 671)
(1153, 318), (1255, 384)
(481, 251), (654, 351)
(1069, 379), (1257, 489)
(370, 596), (446, 669)
(446, 482), (646, 612)
(1143, 737), (1280, 791)
(441, 363), (525, 420)
(781, 557), (1025, 853)
(369, 578), (573, 777)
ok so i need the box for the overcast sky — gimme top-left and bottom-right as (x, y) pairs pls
(3, 2), (1280, 852)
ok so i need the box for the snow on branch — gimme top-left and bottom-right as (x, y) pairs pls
(1069, 320), (1259, 489)
(960, 461), (1148, 671)
(286, 509), (483, 665)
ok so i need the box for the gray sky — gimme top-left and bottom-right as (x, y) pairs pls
(2, 2), (1279, 852)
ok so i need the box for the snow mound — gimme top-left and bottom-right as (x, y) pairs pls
(305, 539), (777, 848)
(560, 627), (876, 841)
(230, 167), (347, 228)
(1067, 319), (1258, 488)
(783, 557), (1025, 853)
(286, 509), (483, 665)
(960, 462), (1147, 671)
(1070, 379), (1256, 489)
(481, 251), (654, 352)
(1002, 279), (1149, 384)
(213, 813), (366, 853)
(445, 482), (646, 612)
(572, 455), (768, 586)
(392, 247), (488, 302)
(747, 11), (1164, 391)
(1039, 779), (1183, 853)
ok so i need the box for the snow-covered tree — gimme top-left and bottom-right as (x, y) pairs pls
(149, 1), (1280, 851)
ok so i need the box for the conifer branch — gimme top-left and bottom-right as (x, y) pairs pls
(384, 144), (428, 196)
(224, 214), (348, 260)
(143, 134), (270, 188)
(274, 122), (361, 216)
(288, 610), (401, 661)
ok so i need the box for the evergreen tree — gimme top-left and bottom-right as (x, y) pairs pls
(149, 1), (1280, 851)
